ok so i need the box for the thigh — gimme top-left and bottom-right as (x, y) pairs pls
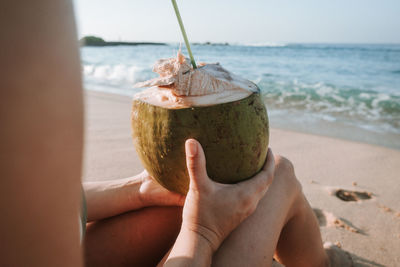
(84, 206), (182, 267)
(212, 158), (299, 267)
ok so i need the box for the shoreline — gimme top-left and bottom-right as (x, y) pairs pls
(85, 88), (400, 152)
(268, 111), (400, 151)
(84, 90), (400, 266)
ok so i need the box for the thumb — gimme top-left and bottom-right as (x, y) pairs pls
(185, 139), (209, 191)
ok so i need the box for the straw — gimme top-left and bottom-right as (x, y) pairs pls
(171, 0), (197, 69)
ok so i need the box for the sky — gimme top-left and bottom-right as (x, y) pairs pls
(73, 0), (400, 44)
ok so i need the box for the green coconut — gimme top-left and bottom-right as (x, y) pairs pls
(131, 90), (269, 195)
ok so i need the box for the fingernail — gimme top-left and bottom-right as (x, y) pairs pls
(186, 139), (198, 157)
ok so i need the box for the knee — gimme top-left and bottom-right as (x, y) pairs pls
(274, 155), (294, 174)
(273, 155), (302, 196)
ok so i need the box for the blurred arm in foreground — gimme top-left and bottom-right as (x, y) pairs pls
(0, 0), (83, 266)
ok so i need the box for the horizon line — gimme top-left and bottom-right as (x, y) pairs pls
(79, 36), (400, 46)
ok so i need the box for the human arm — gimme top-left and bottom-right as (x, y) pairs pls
(0, 0), (83, 266)
(164, 140), (275, 266)
(84, 171), (185, 222)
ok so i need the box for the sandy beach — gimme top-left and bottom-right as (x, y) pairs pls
(83, 90), (400, 266)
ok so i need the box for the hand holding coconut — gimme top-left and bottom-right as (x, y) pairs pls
(165, 139), (275, 266)
(138, 170), (185, 207)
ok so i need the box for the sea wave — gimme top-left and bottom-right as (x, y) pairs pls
(82, 62), (400, 134)
(258, 78), (400, 133)
(83, 63), (155, 86)
(80, 43), (400, 146)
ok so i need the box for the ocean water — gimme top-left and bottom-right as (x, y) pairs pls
(81, 43), (400, 149)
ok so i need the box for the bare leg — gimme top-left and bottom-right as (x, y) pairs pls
(212, 156), (329, 267)
(85, 156), (350, 267)
(84, 206), (182, 267)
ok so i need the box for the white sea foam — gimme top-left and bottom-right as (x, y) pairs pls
(359, 93), (371, 99)
(316, 86), (333, 96)
(261, 78), (400, 134)
(321, 114), (337, 122)
(371, 93), (390, 108)
(83, 64), (149, 85)
(240, 42), (287, 47)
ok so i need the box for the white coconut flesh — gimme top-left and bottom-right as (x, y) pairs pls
(133, 51), (259, 109)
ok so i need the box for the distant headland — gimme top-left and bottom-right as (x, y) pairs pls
(193, 42), (229, 46)
(79, 36), (167, 47)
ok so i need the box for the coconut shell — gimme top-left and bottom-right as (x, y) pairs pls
(131, 92), (269, 195)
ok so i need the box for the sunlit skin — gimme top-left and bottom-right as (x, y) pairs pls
(0, 0), (83, 266)
(1, 1), (351, 266)
(83, 141), (335, 267)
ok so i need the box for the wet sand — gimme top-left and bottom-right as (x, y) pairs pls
(83, 90), (400, 266)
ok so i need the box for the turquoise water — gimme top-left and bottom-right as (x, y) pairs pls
(81, 43), (400, 148)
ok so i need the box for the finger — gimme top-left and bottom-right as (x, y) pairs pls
(236, 148), (275, 198)
(260, 148), (275, 179)
(185, 139), (209, 191)
(255, 148), (275, 190)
